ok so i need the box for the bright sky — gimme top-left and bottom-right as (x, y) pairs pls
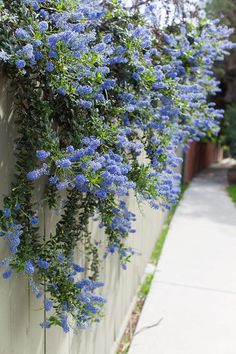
(123, 0), (206, 26)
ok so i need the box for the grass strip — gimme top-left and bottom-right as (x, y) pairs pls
(228, 184), (236, 204)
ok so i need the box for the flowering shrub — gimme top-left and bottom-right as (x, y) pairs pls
(0, 0), (234, 332)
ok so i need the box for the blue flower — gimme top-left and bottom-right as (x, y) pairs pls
(77, 99), (92, 109)
(56, 181), (69, 190)
(27, 164), (48, 181)
(37, 260), (50, 269)
(94, 93), (105, 100)
(4, 223), (23, 254)
(75, 174), (87, 188)
(44, 299), (53, 312)
(85, 303), (98, 314)
(36, 150), (50, 161)
(30, 216), (39, 226)
(61, 314), (70, 333)
(96, 190), (107, 199)
(36, 290), (43, 298)
(93, 43), (106, 53)
(73, 263), (84, 273)
(76, 279), (104, 291)
(103, 33), (112, 43)
(49, 176), (58, 184)
(24, 260), (35, 274)
(3, 208), (11, 218)
(35, 51), (43, 61)
(27, 170), (41, 180)
(88, 293), (106, 304)
(132, 72), (140, 81)
(15, 28), (31, 40)
(108, 244), (117, 253)
(55, 158), (71, 168)
(46, 61), (54, 72)
(18, 44), (34, 59)
(102, 79), (116, 91)
(2, 269), (12, 279)
(32, 2), (40, 10)
(0, 258), (10, 267)
(66, 145), (74, 153)
(16, 59), (26, 69)
(39, 9), (49, 19)
(40, 321), (51, 329)
(57, 250), (65, 263)
(33, 39), (43, 47)
(89, 161), (102, 171)
(57, 87), (67, 96)
(76, 85), (93, 95)
(38, 21), (48, 33)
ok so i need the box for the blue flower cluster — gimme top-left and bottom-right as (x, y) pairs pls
(0, 218), (23, 258)
(3, 2), (234, 213)
(109, 201), (136, 236)
(0, 218), (106, 332)
(41, 255), (106, 332)
(27, 138), (136, 199)
(0, 0), (234, 334)
(8, 0), (120, 109)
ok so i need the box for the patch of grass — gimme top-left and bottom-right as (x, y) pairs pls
(139, 273), (154, 298)
(150, 224), (169, 266)
(228, 184), (236, 204)
(117, 183), (188, 354)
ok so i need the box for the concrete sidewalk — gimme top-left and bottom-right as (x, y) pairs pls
(129, 161), (236, 354)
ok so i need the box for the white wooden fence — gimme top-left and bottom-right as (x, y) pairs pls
(0, 71), (168, 354)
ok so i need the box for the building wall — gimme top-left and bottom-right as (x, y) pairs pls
(0, 72), (168, 354)
(184, 141), (223, 183)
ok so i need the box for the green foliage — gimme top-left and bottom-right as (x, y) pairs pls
(139, 273), (154, 298)
(222, 104), (236, 157)
(228, 184), (236, 204)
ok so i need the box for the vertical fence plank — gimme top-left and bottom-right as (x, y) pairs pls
(0, 245), (11, 354)
(0, 71), (30, 354)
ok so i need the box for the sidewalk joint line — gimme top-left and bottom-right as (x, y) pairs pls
(158, 280), (236, 295)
